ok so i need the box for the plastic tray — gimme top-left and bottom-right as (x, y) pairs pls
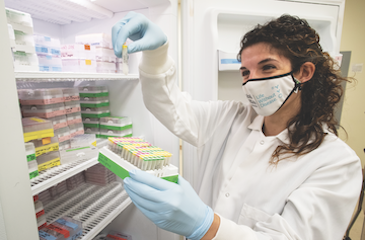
(62, 88), (80, 102)
(58, 139), (71, 151)
(105, 230), (133, 240)
(21, 102), (66, 118)
(31, 136), (59, 157)
(84, 127), (100, 135)
(67, 112), (82, 125)
(99, 128), (132, 139)
(69, 122), (84, 138)
(54, 126), (71, 143)
(22, 117), (54, 142)
(37, 151), (61, 172)
(80, 96), (109, 107)
(25, 142), (36, 162)
(18, 88), (64, 105)
(65, 101), (81, 114)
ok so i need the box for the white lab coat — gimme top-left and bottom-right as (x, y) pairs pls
(139, 42), (363, 240)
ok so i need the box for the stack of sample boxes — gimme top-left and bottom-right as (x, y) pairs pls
(5, 7), (39, 71)
(18, 88), (84, 170)
(34, 34), (62, 72)
(80, 85), (110, 136)
(75, 33), (117, 73)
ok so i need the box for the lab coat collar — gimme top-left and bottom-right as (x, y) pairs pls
(247, 115), (290, 144)
(247, 115), (331, 145)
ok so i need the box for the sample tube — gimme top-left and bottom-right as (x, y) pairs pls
(122, 43), (129, 75)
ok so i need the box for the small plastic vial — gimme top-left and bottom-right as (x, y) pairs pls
(122, 43), (129, 75)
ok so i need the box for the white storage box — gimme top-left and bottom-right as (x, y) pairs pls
(75, 33), (112, 49)
(37, 54), (62, 72)
(61, 43), (96, 60)
(14, 30), (35, 53)
(5, 8), (33, 34)
(62, 59), (96, 73)
(13, 51), (39, 72)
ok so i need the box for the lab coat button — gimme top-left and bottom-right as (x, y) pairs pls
(260, 140), (265, 145)
(225, 193), (230, 197)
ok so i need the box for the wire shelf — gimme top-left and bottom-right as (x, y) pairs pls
(31, 157), (98, 195)
(15, 72), (139, 82)
(4, 0), (113, 25)
(44, 182), (132, 240)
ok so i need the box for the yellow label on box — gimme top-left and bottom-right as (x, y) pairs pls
(30, 118), (45, 123)
(85, 59), (91, 65)
(92, 141), (97, 147)
(35, 143), (60, 157)
(24, 129), (54, 142)
(38, 158), (61, 172)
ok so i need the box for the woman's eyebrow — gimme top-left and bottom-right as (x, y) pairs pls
(258, 58), (279, 64)
(239, 58), (279, 70)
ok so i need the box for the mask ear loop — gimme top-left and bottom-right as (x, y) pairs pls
(292, 74), (302, 93)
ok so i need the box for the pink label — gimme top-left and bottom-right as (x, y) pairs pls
(70, 129), (84, 138)
(58, 135), (71, 143)
(53, 121), (68, 130)
(68, 118), (82, 125)
(20, 97), (64, 105)
(65, 106), (81, 114)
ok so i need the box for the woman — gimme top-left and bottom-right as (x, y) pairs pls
(112, 12), (362, 240)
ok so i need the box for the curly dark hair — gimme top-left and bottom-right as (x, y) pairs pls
(237, 14), (348, 163)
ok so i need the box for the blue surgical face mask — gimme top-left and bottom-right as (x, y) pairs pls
(242, 72), (301, 116)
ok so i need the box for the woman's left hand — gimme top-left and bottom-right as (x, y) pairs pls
(124, 170), (214, 240)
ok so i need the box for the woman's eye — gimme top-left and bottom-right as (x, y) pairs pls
(262, 65), (276, 71)
(241, 70), (250, 77)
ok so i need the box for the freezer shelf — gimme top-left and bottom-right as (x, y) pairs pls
(14, 71), (139, 81)
(31, 157), (98, 195)
(44, 182), (132, 240)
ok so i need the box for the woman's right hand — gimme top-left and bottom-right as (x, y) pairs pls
(112, 11), (167, 58)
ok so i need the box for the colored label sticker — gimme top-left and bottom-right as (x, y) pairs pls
(56, 218), (78, 230)
(42, 137), (51, 145)
(27, 153), (36, 162)
(29, 170), (39, 179)
(39, 231), (57, 240)
(47, 224), (70, 238)
(221, 59), (240, 64)
(84, 44), (90, 50)
(85, 59), (92, 65)
(30, 118), (45, 123)
(65, 146), (90, 152)
(36, 209), (45, 218)
(38, 158), (61, 172)
(99, 124), (132, 131)
(35, 143), (59, 157)
(106, 234), (127, 240)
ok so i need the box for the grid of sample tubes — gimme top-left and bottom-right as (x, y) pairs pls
(108, 137), (172, 171)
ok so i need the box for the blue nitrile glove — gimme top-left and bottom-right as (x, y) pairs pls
(112, 11), (167, 58)
(124, 170), (214, 240)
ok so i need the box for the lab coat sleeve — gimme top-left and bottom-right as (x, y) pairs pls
(213, 141), (362, 240)
(139, 41), (245, 147)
